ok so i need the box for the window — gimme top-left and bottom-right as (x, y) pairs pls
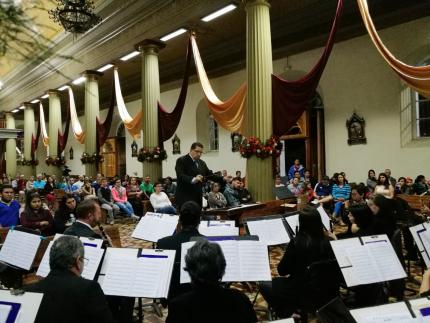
(196, 99), (219, 152)
(208, 115), (219, 151)
(414, 92), (430, 137)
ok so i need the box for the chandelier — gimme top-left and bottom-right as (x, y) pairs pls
(49, 0), (102, 34)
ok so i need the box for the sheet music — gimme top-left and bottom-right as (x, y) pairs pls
(409, 297), (430, 320)
(180, 239), (271, 283)
(100, 248), (138, 275)
(285, 214), (299, 235)
(37, 242), (104, 280)
(409, 224), (430, 267)
(0, 229), (41, 270)
(246, 218), (290, 245)
(316, 205), (331, 231)
(53, 233), (103, 249)
(344, 243), (381, 286)
(198, 221), (239, 237)
(228, 203), (260, 211)
(0, 304), (12, 323)
(0, 290), (43, 323)
(100, 248), (175, 298)
(350, 302), (414, 323)
(131, 212), (179, 242)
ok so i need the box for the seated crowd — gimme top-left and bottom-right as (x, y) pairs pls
(1, 160), (430, 323)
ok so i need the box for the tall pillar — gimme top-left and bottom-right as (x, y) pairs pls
(23, 102), (36, 176)
(47, 90), (62, 177)
(245, 0), (273, 202)
(136, 39), (166, 181)
(83, 71), (103, 177)
(5, 113), (17, 177)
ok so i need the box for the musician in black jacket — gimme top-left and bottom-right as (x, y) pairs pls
(175, 142), (213, 209)
(24, 236), (114, 323)
(63, 199), (102, 239)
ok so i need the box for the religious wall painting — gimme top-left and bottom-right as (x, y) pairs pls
(69, 147), (74, 160)
(231, 132), (242, 152)
(172, 134), (181, 154)
(346, 112), (367, 145)
(131, 140), (138, 157)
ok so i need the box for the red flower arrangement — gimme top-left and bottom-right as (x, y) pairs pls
(137, 146), (167, 162)
(239, 135), (282, 159)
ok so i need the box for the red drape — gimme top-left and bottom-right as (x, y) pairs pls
(272, 0), (343, 136)
(97, 79), (115, 151)
(58, 95), (71, 155)
(158, 37), (192, 146)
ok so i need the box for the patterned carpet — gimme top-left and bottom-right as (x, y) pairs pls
(114, 221), (423, 322)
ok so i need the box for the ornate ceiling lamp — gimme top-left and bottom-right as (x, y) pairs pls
(49, 0), (102, 34)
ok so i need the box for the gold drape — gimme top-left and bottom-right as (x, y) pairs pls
(68, 87), (85, 144)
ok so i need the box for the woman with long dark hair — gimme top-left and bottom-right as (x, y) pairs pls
(20, 191), (53, 236)
(374, 173), (394, 199)
(53, 193), (77, 233)
(366, 169), (377, 193)
(367, 194), (397, 239)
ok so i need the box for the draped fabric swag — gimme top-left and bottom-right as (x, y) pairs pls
(39, 102), (49, 147)
(272, 0), (343, 136)
(191, 35), (247, 133)
(31, 111), (41, 159)
(96, 79), (115, 151)
(68, 87), (85, 144)
(57, 99), (70, 155)
(357, 0), (430, 98)
(114, 68), (142, 138)
(158, 37), (192, 145)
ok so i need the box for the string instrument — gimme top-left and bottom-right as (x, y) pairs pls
(98, 224), (113, 248)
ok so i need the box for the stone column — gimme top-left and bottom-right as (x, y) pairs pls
(136, 39), (166, 181)
(5, 113), (17, 177)
(23, 102), (36, 176)
(47, 90), (62, 177)
(83, 71), (103, 177)
(245, 0), (273, 202)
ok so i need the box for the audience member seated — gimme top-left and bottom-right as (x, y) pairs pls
(413, 175), (429, 195)
(0, 184), (20, 227)
(17, 174), (26, 193)
(97, 178), (119, 224)
(404, 176), (415, 195)
(207, 182), (227, 209)
(54, 194), (77, 234)
(26, 175), (35, 191)
(304, 182), (316, 203)
(367, 194), (397, 239)
(33, 173), (46, 192)
(374, 172), (394, 199)
(274, 175), (285, 188)
(223, 177), (241, 207)
(260, 206), (336, 318)
(11, 175), (19, 193)
(395, 177), (407, 195)
(24, 235), (115, 323)
(331, 173), (351, 225)
(164, 176), (177, 198)
(287, 158), (305, 181)
(287, 177), (303, 197)
(350, 183), (367, 206)
(150, 182), (177, 214)
(92, 174), (103, 192)
(237, 180), (252, 204)
(73, 175), (85, 191)
(57, 176), (68, 190)
(314, 176), (333, 205)
(126, 177), (143, 217)
(81, 179), (97, 200)
(384, 168), (397, 188)
(20, 191), (53, 236)
(366, 169), (377, 193)
(111, 179), (139, 220)
(166, 239), (257, 323)
(157, 201), (202, 301)
(303, 169), (317, 188)
(289, 170), (304, 184)
(139, 175), (154, 199)
(43, 176), (56, 208)
(347, 204), (375, 237)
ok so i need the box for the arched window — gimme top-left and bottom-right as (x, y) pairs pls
(414, 91), (430, 138)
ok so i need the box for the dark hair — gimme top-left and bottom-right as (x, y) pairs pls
(184, 239), (226, 286)
(372, 194), (393, 216)
(76, 199), (99, 220)
(322, 175), (330, 181)
(50, 236), (84, 271)
(56, 193), (76, 222)
(298, 206), (325, 240)
(179, 201), (201, 227)
(349, 204), (373, 231)
(368, 169), (376, 179)
(232, 177), (242, 182)
(336, 173), (347, 184)
(415, 175), (426, 184)
(351, 183), (366, 196)
(153, 182), (163, 187)
(25, 191), (41, 213)
(377, 172), (389, 188)
(0, 184), (13, 192)
(191, 142), (204, 150)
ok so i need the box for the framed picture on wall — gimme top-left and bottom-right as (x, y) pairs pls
(172, 134), (181, 154)
(231, 132), (242, 152)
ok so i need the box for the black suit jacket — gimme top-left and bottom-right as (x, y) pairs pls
(63, 221), (102, 239)
(166, 285), (257, 323)
(24, 269), (115, 323)
(175, 154), (212, 208)
(157, 228), (202, 300)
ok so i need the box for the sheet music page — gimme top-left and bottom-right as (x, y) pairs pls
(285, 214), (299, 235)
(238, 240), (271, 282)
(362, 236), (406, 282)
(54, 233), (103, 249)
(0, 304), (12, 323)
(36, 241), (53, 277)
(100, 248), (138, 275)
(198, 225), (239, 237)
(131, 213), (179, 242)
(81, 247), (105, 280)
(101, 254), (136, 296)
(217, 240), (241, 282)
(350, 302), (413, 323)
(344, 244), (381, 286)
(409, 224), (430, 268)
(0, 290), (43, 323)
(246, 218), (290, 246)
(0, 229), (41, 270)
(316, 205), (331, 231)
(179, 241), (195, 284)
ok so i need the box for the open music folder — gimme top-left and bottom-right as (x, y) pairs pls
(131, 212), (179, 242)
(316, 205), (332, 231)
(409, 222), (430, 268)
(180, 236), (272, 284)
(98, 247), (175, 298)
(0, 290), (43, 323)
(0, 228), (42, 270)
(245, 215), (291, 246)
(350, 301), (418, 322)
(198, 220), (239, 237)
(330, 234), (406, 287)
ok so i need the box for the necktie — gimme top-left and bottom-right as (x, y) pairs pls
(195, 160), (199, 169)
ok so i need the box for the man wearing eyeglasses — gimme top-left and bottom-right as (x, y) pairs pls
(175, 142), (214, 210)
(24, 235), (114, 323)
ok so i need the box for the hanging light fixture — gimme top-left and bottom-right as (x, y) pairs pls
(49, 0), (102, 34)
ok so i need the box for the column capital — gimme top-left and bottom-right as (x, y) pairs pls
(135, 39), (166, 54)
(83, 70), (104, 81)
(47, 89), (61, 97)
(23, 102), (34, 109)
(244, 0), (270, 9)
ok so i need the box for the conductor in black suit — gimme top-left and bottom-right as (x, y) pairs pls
(175, 142), (213, 209)
(24, 235), (114, 323)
